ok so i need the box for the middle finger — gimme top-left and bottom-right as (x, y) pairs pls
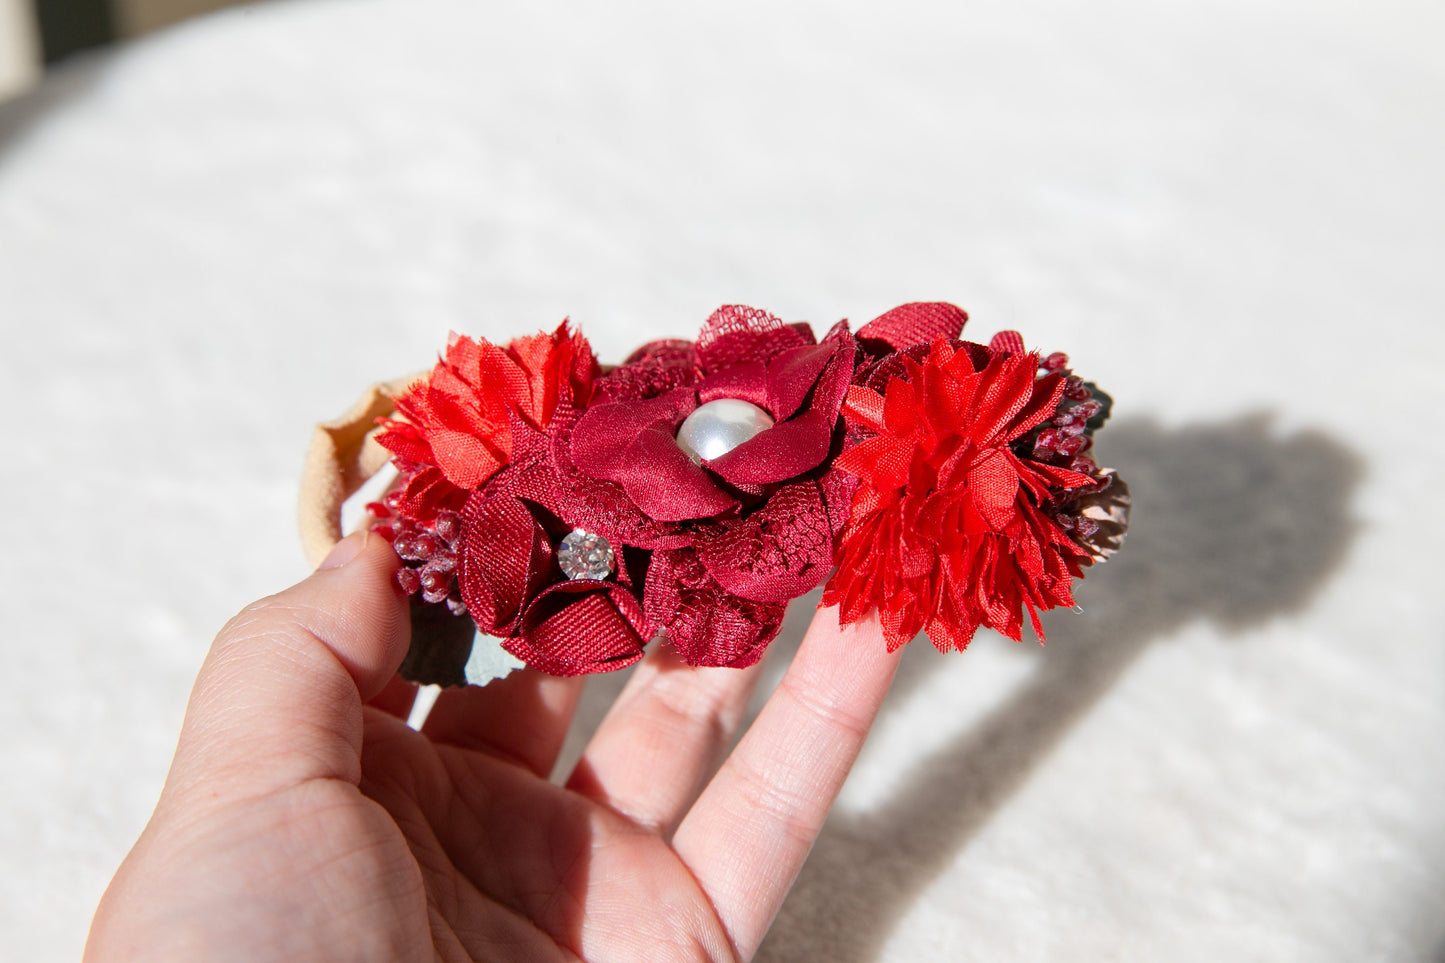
(565, 643), (767, 837)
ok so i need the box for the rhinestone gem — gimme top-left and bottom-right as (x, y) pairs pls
(675, 398), (775, 464)
(558, 528), (615, 581)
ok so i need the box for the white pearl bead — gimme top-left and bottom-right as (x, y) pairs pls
(675, 399), (775, 464)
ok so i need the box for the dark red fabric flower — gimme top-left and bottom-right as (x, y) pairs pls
(453, 486), (652, 676)
(560, 305), (857, 667)
(571, 306), (853, 522)
(823, 333), (1102, 651)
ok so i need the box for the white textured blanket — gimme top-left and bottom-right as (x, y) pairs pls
(2, 1), (1441, 959)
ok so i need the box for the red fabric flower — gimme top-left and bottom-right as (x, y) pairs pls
(571, 306), (853, 522)
(375, 322), (597, 521)
(823, 336), (1100, 651)
(561, 305), (857, 667)
(376, 323), (655, 676)
(453, 487), (653, 676)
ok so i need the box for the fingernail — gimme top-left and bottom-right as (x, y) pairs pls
(319, 531), (368, 570)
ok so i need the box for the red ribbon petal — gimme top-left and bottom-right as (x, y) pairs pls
(857, 302), (968, 352)
(505, 581), (650, 676)
(456, 492), (554, 636)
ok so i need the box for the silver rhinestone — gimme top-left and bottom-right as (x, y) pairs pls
(558, 528), (615, 581)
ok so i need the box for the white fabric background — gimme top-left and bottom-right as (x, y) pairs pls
(2, 0), (1442, 959)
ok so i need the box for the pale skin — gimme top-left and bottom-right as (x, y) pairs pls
(85, 531), (903, 962)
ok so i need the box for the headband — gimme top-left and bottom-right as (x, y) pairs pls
(299, 303), (1129, 684)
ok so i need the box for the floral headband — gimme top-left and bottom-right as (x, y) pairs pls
(298, 303), (1129, 685)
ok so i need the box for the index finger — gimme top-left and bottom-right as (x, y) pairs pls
(670, 607), (902, 960)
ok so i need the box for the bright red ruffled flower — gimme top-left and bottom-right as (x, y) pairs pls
(375, 322), (597, 520)
(823, 337), (1100, 651)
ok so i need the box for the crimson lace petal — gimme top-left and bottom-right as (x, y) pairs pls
(597, 340), (698, 403)
(645, 548), (786, 668)
(697, 481), (834, 604)
(697, 305), (814, 371)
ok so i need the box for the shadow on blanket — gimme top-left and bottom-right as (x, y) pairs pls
(0, 54), (104, 162)
(757, 412), (1364, 962)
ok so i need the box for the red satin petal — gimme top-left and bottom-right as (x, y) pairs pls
(535, 408), (692, 550)
(396, 465), (468, 522)
(842, 385), (886, 430)
(407, 385), (494, 444)
(429, 429), (506, 490)
(697, 362), (769, 409)
(809, 344), (855, 422)
(1004, 372), (1066, 443)
(881, 376), (921, 438)
(707, 408), (834, 486)
(971, 353), (1039, 446)
(618, 426), (739, 521)
(570, 387), (697, 481)
(765, 343), (837, 421)
(374, 419), (433, 465)
(967, 449), (1021, 531)
(834, 434), (913, 491)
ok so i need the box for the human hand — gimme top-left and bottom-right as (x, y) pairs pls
(85, 531), (902, 962)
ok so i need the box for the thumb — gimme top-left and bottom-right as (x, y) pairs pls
(162, 531), (411, 805)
